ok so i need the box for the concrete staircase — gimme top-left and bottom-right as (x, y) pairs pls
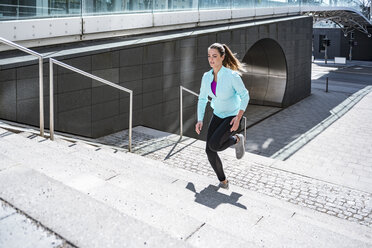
(0, 127), (371, 248)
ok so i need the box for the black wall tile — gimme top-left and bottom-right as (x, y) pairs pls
(142, 63), (162, 79)
(92, 85), (119, 105)
(58, 89), (92, 112)
(120, 47), (143, 66)
(92, 52), (120, 70)
(142, 76), (163, 93)
(0, 80), (16, 120)
(92, 100), (119, 121)
(120, 65), (143, 82)
(16, 98), (39, 126)
(57, 106), (92, 137)
(143, 44), (164, 64)
(0, 69), (16, 82)
(143, 90), (163, 108)
(57, 57), (92, 75)
(58, 73), (92, 93)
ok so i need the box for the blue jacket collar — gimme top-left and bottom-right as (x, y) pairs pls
(209, 65), (227, 78)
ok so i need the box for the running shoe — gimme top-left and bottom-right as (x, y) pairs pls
(235, 134), (245, 159)
(219, 180), (229, 190)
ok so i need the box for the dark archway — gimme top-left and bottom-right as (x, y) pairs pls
(242, 38), (287, 107)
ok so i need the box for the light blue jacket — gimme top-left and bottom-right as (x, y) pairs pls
(197, 66), (249, 121)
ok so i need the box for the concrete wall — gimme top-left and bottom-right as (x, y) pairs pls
(0, 16), (312, 140)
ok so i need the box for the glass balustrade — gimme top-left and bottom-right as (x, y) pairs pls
(0, 0), (369, 20)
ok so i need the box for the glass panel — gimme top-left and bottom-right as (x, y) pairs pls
(0, 0), (37, 20)
(0, 0), (368, 20)
(287, 0), (299, 7)
(0, 0), (81, 20)
(50, 0), (81, 15)
(232, 0), (255, 9)
(268, 0), (289, 7)
(198, 0), (231, 10)
(255, 0), (270, 8)
(152, 0), (197, 11)
(83, 0), (153, 15)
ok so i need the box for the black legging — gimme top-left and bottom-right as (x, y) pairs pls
(206, 114), (239, 182)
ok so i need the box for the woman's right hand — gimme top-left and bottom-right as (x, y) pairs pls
(195, 121), (203, 135)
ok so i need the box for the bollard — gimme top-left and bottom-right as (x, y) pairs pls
(326, 77), (329, 93)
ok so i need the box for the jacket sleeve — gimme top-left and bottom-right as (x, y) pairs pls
(197, 75), (208, 122)
(232, 72), (249, 111)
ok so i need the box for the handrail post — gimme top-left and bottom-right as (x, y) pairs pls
(179, 86), (208, 139)
(0, 37), (45, 137)
(243, 116), (247, 140)
(129, 92), (133, 152)
(39, 57), (44, 137)
(180, 86), (183, 139)
(48, 58), (133, 152)
(49, 58), (54, 140)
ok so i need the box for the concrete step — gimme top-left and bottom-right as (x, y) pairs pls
(1, 128), (371, 247)
(0, 200), (66, 248)
(13, 130), (235, 201)
(0, 166), (190, 248)
(5, 130), (193, 188)
(1, 129), (253, 246)
(107, 172), (372, 248)
(0, 130), (118, 182)
(72, 175), (254, 247)
(2, 129), (187, 187)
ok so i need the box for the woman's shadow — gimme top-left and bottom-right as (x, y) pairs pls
(186, 182), (247, 210)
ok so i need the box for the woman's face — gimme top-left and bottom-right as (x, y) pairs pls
(208, 48), (224, 70)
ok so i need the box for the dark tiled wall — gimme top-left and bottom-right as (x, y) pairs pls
(0, 16), (312, 139)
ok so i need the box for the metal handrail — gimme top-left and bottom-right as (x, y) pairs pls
(49, 58), (133, 152)
(180, 85), (247, 140)
(0, 37), (44, 137)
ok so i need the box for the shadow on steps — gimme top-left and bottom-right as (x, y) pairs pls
(186, 182), (247, 210)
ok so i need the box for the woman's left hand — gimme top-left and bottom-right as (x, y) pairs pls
(230, 116), (241, 132)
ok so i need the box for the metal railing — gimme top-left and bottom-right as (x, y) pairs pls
(180, 85), (247, 140)
(49, 58), (133, 152)
(0, 37), (45, 137)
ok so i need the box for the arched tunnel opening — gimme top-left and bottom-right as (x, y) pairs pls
(241, 38), (288, 107)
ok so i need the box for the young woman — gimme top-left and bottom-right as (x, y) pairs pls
(195, 43), (249, 190)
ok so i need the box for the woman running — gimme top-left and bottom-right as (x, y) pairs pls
(195, 43), (249, 190)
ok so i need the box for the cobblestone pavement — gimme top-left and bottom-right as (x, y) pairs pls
(97, 62), (372, 228)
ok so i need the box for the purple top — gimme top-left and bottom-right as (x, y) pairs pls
(211, 79), (217, 96)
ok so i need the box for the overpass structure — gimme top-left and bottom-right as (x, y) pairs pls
(304, 6), (372, 37)
(0, 0), (371, 50)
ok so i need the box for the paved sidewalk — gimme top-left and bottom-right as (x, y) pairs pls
(274, 87), (372, 191)
(246, 61), (372, 192)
